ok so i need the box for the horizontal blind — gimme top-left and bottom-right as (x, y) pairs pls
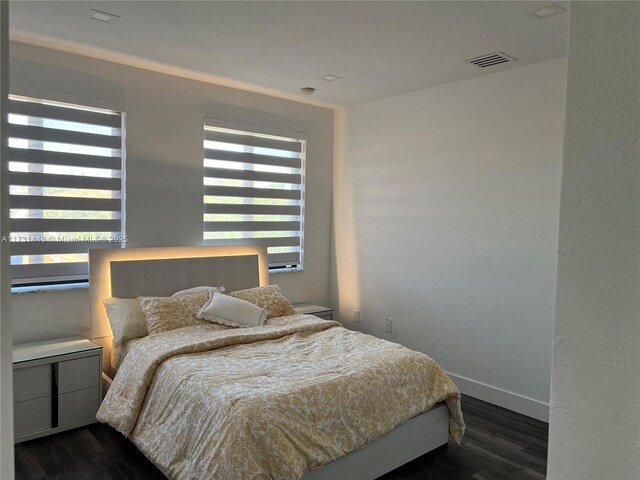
(203, 119), (305, 270)
(8, 95), (124, 285)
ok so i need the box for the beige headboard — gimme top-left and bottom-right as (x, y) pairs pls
(89, 245), (269, 375)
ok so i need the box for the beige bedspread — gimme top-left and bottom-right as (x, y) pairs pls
(97, 315), (464, 480)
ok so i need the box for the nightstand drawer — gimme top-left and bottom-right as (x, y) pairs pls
(58, 356), (100, 394)
(59, 387), (100, 428)
(13, 336), (103, 443)
(14, 365), (52, 402)
(14, 397), (53, 437)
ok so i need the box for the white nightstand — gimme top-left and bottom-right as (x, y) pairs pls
(293, 302), (334, 320)
(13, 336), (103, 443)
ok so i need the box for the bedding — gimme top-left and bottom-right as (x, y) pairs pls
(172, 285), (225, 297)
(98, 314), (464, 480)
(116, 337), (142, 369)
(197, 291), (267, 328)
(107, 287), (225, 362)
(103, 297), (149, 368)
(230, 284), (296, 319)
(138, 293), (210, 335)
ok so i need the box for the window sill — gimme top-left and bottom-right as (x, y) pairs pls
(10, 266), (304, 293)
(11, 282), (89, 294)
(269, 267), (304, 274)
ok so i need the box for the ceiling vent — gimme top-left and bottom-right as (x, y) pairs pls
(467, 51), (517, 69)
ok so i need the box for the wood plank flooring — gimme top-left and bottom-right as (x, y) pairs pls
(15, 395), (548, 480)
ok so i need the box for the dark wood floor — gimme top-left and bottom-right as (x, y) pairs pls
(15, 395), (548, 480)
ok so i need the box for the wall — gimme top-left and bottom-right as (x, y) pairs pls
(332, 58), (567, 420)
(9, 42), (334, 344)
(0, 3), (14, 478)
(547, 2), (640, 479)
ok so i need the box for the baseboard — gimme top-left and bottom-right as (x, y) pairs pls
(447, 372), (549, 422)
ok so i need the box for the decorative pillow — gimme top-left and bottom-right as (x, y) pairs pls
(138, 293), (209, 335)
(172, 285), (225, 297)
(102, 297), (149, 368)
(229, 284), (296, 319)
(197, 291), (267, 328)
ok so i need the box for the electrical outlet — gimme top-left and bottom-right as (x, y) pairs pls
(385, 318), (393, 333)
(353, 309), (360, 324)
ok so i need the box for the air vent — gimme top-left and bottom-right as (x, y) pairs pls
(467, 52), (517, 68)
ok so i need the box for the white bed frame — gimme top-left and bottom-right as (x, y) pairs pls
(89, 245), (449, 480)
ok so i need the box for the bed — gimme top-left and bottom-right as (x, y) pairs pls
(89, 245), (464, 480)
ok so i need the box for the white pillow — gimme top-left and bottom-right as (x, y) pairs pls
(197, 291), (266, 328)
(102, 297), (149, 367)
(172, 285), (225, 297)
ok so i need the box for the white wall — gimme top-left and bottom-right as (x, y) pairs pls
(0, 3), (14, 478)
(332, 58), (567, 420)
(9, 42), (334, 344)
(547, 2), (640, 478)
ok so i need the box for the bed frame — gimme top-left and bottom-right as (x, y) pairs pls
(88, 245), (449, 480)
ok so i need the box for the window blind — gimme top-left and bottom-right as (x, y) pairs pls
(8, 95), (124, 285)
(203, 119), (305, 270)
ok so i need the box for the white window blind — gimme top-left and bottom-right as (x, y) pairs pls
(203, 119), (305, 270)
(8, 95), (124, 285)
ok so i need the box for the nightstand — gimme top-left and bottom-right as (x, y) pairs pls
(293, 302), (334, 320)
(13, 336), (103, 443)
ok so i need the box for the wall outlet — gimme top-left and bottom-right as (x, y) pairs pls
(353, 309), (360, 324)
(385, 318), (393, 333)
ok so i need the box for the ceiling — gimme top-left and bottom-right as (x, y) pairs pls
(9, 1), (569, 106)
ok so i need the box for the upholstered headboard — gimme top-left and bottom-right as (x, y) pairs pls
(89, 245), (269, 376)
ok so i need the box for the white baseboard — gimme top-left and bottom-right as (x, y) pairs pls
(446, 372), (549, 423)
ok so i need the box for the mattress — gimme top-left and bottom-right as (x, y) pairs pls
(98, 315), (464, 480)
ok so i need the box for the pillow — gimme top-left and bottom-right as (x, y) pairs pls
(138, 292), (209, 335)
(197, 291), (267, 328)
(172, 285), (225, 297)
(229, 284), (296, 319)
(102, 297), (149, 367)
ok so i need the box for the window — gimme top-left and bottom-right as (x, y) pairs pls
(203, 119), (305, 271)
(7, 94), (124, 285)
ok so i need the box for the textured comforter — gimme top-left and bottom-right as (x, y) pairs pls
(97, 315), (465, 480)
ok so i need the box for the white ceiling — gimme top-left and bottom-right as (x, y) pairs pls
(9, 1), (569, 106)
